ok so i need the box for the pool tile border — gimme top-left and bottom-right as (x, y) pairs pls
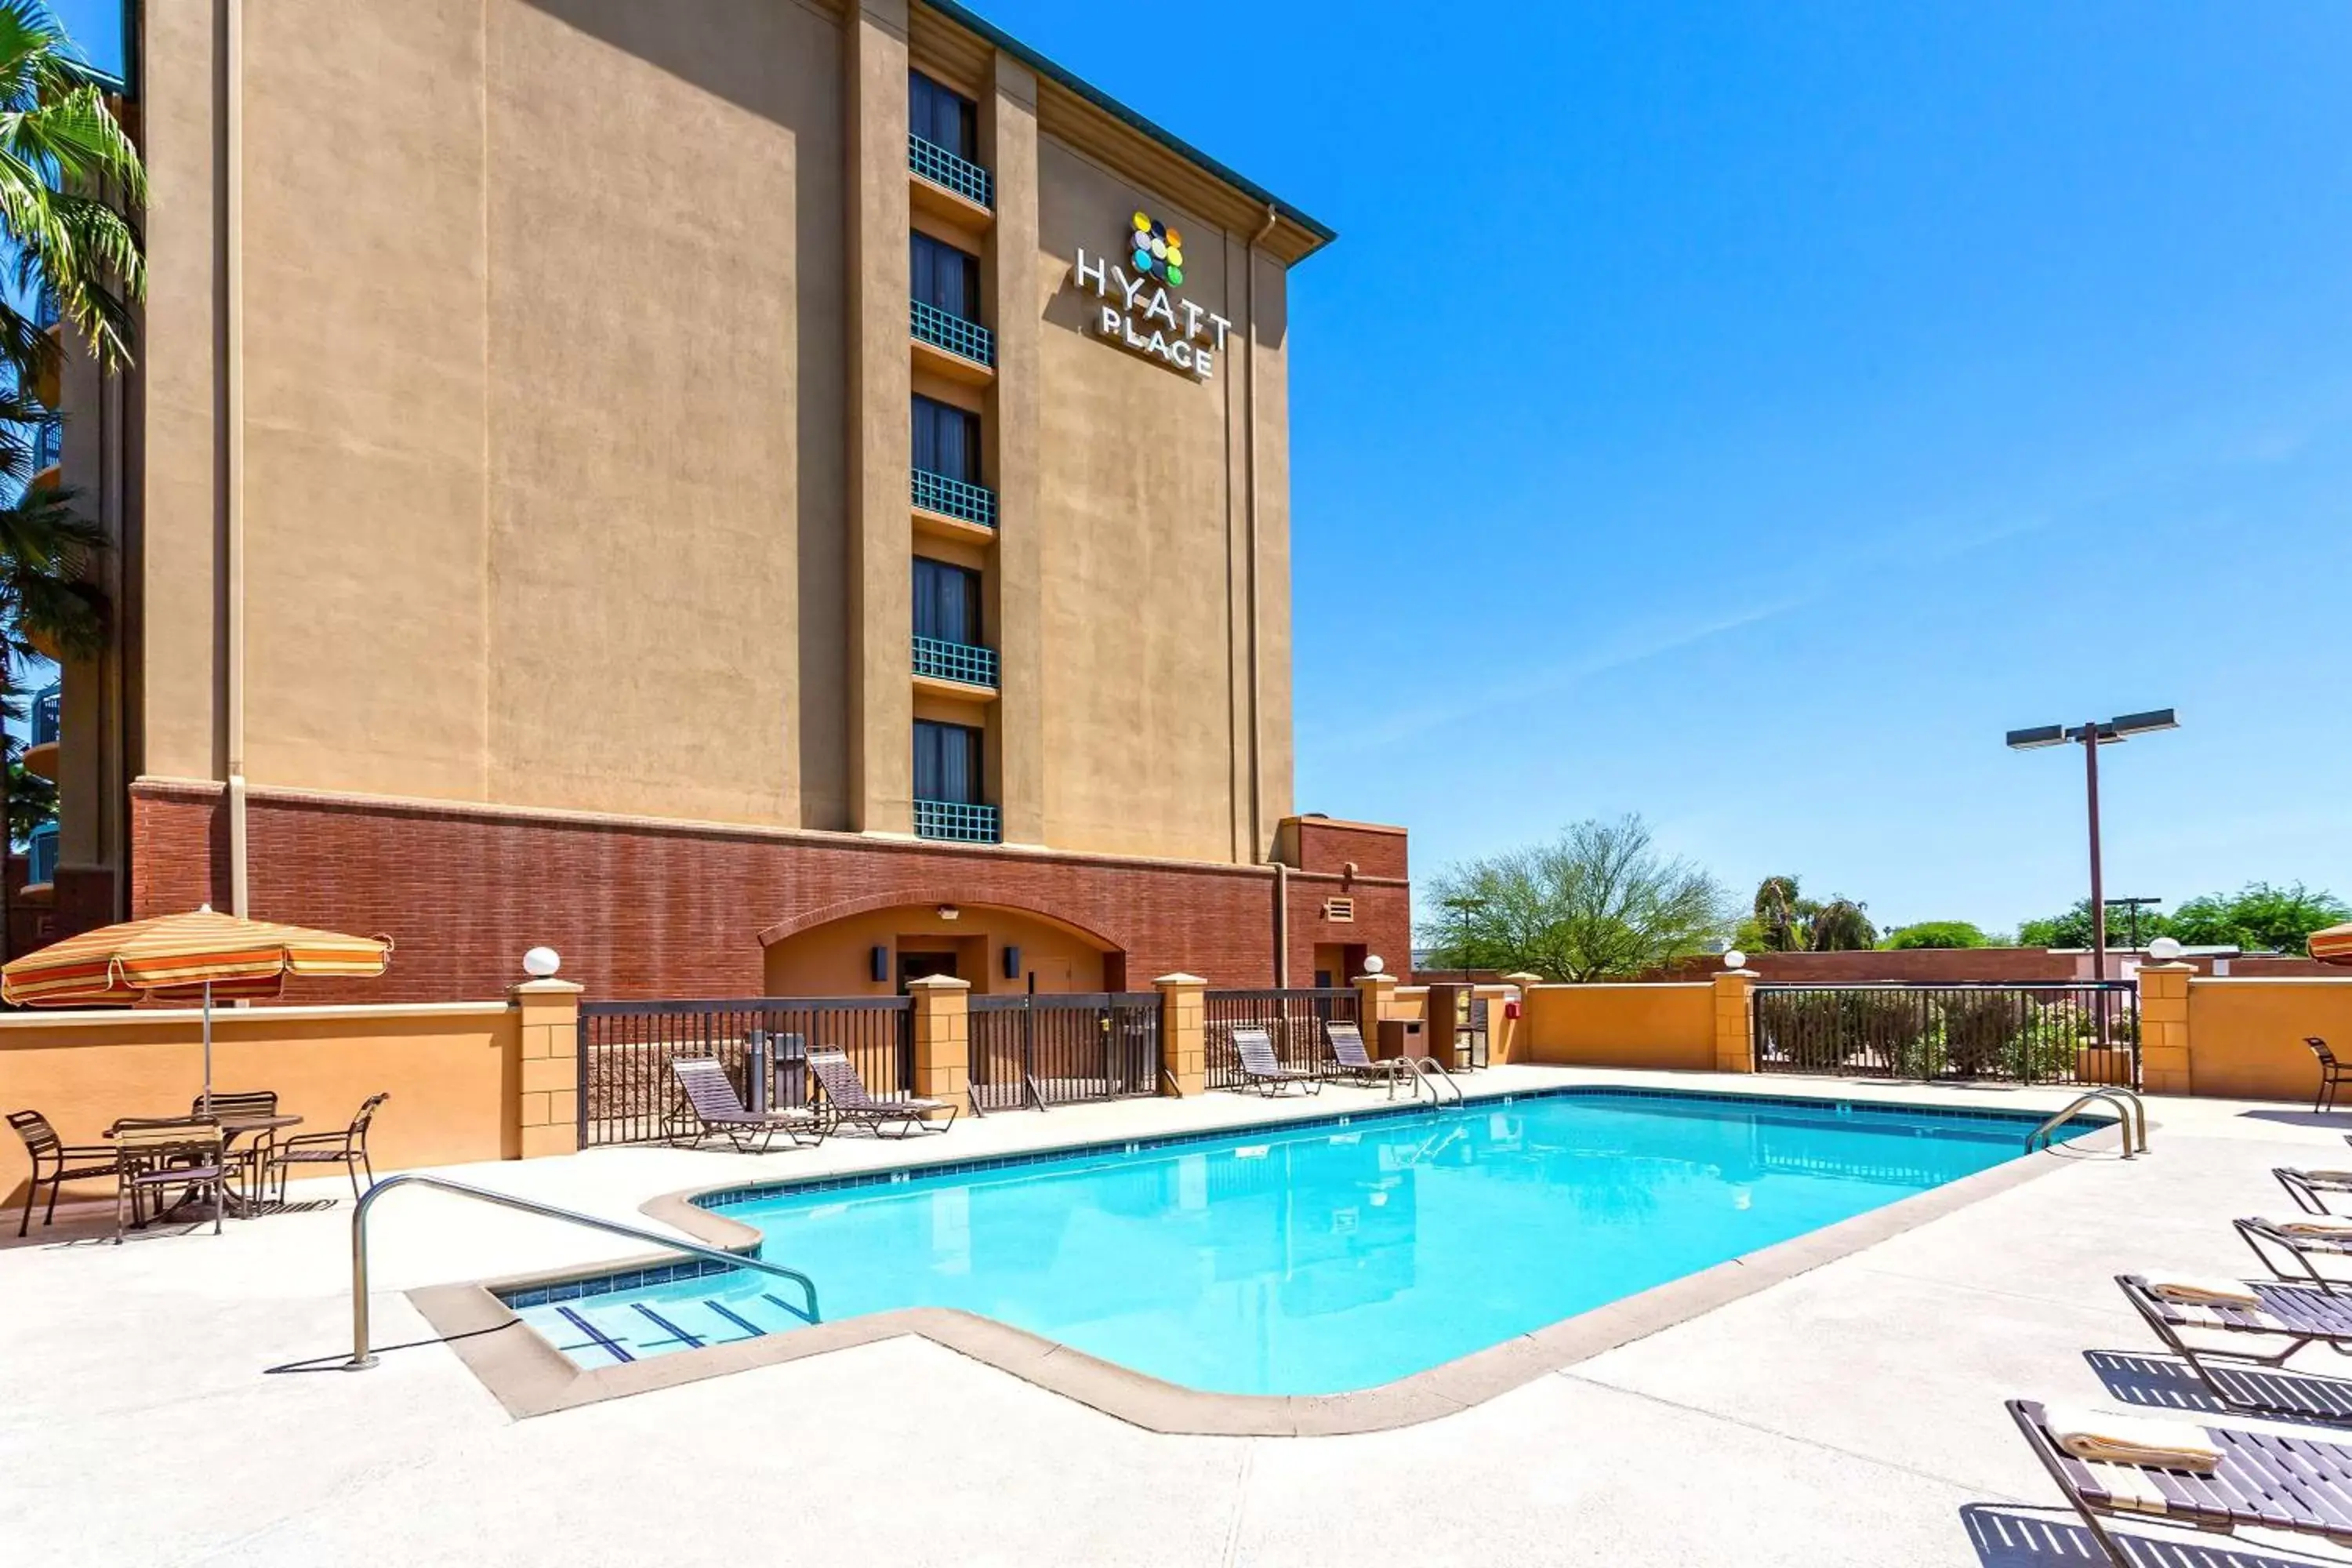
(409, 1082), (2128, 1433)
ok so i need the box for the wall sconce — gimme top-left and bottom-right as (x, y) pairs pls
(937, 904), (960, 921)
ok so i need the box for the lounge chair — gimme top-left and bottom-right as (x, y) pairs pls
(109, 1116), (227, 1243)
(2117, 1272), (2352, 1422)
(2008, 1396), (2352, 1566)
(7, 1109), (122, 1236)
(2238, 1215), (2352, 1294)
(668, 1060), (823, 1153)
(1232, 1026), (1320, 1097)
(1323, 1022), (1406, 1091)
(2307, 1036), (2350, 1114)
(2275, 1165), (2352, 1217)
(271, 1093), (390, 1198)
(807, 1049), (953, 1137)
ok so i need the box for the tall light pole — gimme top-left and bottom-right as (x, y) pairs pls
(2005, 710), (2179, 983)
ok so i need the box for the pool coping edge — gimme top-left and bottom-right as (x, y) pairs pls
(408, 1086), (2129, 1434)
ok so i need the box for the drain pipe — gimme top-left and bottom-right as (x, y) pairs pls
(1272, 859), (1290, 988)
(223, 0), (249, 914)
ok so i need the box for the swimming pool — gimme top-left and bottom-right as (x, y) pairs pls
(507, 1089), (2094, 1395)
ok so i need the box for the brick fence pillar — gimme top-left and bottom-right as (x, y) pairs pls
(908, 974), (970, 1120)
(1353, 971), (1399, 1049)
(511, 978), (585, 1159)
(1156, 972), (1206, 1096)
(1711, 968), (1757, 1073)
(2137, 961), (2194, 1095)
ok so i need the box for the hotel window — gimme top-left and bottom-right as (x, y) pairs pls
(909, 71), (978, 162)
(913, 557), (982, 646)
(913, 719), (984, 805)
(912, 395), (982, 484)
(911, 231), (982, 324)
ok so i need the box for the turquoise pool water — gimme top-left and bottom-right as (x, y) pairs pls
(512, 1090), (2087, 1394)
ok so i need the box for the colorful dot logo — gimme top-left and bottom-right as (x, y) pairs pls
(1129, 209), (1184, 288)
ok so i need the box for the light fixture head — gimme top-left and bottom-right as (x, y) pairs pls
(2147, 936), (2184, 963)
(1723, 949), (1748, 971)
(936, 904), (960, 921)
(2111, 707), (2179, 738)
(2005, 724), (2067, 751)
(522, 946), (561, 978)
(1363, 955), (1385, 975)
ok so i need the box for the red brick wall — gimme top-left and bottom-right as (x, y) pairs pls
(130, 782), (1413, 1004)
(1287, 818), (1409, 880)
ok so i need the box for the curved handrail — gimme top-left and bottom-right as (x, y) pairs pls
(1402, 1054), (1465, 1109)
(343, 1172), (820, 1370)
(2027, 1088), (2147, 1159)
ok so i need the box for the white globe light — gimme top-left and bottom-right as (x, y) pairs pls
(1723, 950), (1748, 971)
(1363, 955), (1385, 975)
(2147, 936), (2183, 963)
(522, 946), (561, 978)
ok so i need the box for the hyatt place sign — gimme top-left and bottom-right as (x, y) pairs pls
(1072, 209), (1232, 381)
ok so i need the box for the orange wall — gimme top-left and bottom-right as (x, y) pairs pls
(0, 1003), (518, 1210)
(1518, 983), (1716, 1071)
(763, 903), (1114, 996)
(2187, 978), (2352, 1102)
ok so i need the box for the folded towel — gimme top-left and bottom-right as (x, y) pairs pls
(2274, 1218), (2352, 1241)
(2301, 1171), (2352, 1185)
(2147, 1275), (2263, 1308)
(2043, 1403), (2221, 1474)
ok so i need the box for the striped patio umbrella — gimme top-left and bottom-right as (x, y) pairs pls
(2310, 923), (2352, 967)
(1, 906), (392, 1108)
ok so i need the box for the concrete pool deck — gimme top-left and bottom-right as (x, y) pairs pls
(10, 1065), (2352, 1566)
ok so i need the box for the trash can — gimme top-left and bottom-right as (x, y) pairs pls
(1376, 1018), (1426, 1060)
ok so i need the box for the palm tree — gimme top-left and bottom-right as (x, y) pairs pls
(0, 1), (145, 967)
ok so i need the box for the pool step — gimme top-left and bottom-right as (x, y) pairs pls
(514, 1289), (816, 1368)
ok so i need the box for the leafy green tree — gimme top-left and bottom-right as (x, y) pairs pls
(2170, 883), (2350, 953)
(1882, 920), (1991, 950)
(2017, 898), (2175, 951)
(1420, 815), (1732, 982)
(1750, 874), (1811, 953)
(1807, 897), (1876, 951)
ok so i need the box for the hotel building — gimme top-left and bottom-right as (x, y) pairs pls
(26, 0), (1410, 1000)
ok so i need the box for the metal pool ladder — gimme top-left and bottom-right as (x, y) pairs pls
(1395, 1054), (1464, 1108)
(340, 1173), (821, 1370)
(2026, 1088), (2149, 1160)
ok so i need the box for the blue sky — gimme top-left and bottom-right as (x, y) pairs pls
(42, 3), (2352, 935)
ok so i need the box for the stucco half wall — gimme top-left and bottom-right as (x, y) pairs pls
(1515, 984), (1719, 1072)
(2185, 978), (2352, 1102)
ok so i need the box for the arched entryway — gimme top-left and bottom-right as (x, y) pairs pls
(760, 901), (1127, 996)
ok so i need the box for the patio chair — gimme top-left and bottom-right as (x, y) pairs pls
(2235, 1215), (2352, 1294)
(269, 1092), (388, 1201)
(668, 1058), (825, 1153)
(1232, 1026), (1320, 1097)
(1323, 1022), (1406, 1091)
(807, 1049), (953, 1138)
(2008, 1396), (2352, 1567)
(2307, 1036), (2350, 1113)
(193, 1089), (279, 1206)
(2116, 1272), (2352, 1422)
(109, 1116), (227, 1243)
(7, 1109), (122, 1236)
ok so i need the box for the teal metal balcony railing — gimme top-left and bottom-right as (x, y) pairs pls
(908, 133), (993, 209)
(911, 467), (996, 529)
(915, 799), (1000, 844)
(31, 419), (60, 471)
(33, 288), (58, 332)
(910, 299), (994, 369)
(26, 821), (56, 885)
(913, 635), (998, 689)
(31, 682), (59, 747)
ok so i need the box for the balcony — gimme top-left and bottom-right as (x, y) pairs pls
(25, 820), (56, 887)
(22, 681), (59, 781)
(909, 299), (994, 383)
(914, 799), (1000, 844)
(912, 634), (998, 691)
(33, 288), (59, 333)
(31, 418), (60, 478)
(907, 133), (993, 221)
(911, 467), (996, 532)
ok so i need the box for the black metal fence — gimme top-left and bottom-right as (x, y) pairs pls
(1203, 988), (1359, 1089)
(1751, 982), (2140, 1087)
(969, 993), (1161, 1112)
(578, 997), (913, 1147)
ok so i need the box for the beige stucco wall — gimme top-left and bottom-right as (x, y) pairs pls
(132, 0), (1300, 870)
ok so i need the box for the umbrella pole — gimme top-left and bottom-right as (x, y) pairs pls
(201, 979), (213, 1115)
